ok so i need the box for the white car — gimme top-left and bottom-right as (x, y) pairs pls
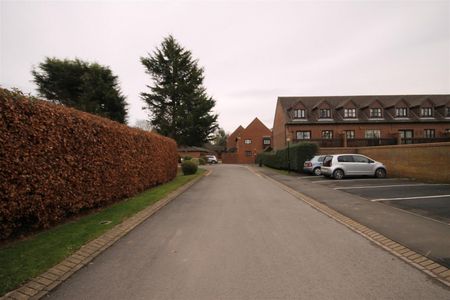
(321, 154), (387, 179)
(204, 155), (218, 164)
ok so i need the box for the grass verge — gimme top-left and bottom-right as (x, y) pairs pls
(0, 169), (204, 296)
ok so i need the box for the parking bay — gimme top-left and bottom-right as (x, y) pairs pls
(308, 177), (450, 224)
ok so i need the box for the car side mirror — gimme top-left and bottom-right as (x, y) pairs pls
(368, 160), (374, 163)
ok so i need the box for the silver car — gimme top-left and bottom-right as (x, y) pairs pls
(303, 155), (326, 176)
(321, 154), (387, 180)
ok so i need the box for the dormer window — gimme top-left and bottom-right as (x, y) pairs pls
(319, 109), (331, 119)
(421, 107), (433, 117)
(344, 108), (356, 118)
(293, 109), (306, 119)
(395, 107), (408, 117)
(370, 108), (382, 118)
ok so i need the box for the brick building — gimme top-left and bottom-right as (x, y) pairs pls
(273, 95), (450, 150)
(223, 118), (272, 164)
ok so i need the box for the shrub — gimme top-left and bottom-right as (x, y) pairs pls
(0, 88), (178, 240)
(256, 142), (318, 172)
(183, 156), (192, 161)
(198, 158), (206, 165)
(181, 160), (198, 175)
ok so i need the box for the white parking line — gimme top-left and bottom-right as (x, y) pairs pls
(335, 183), (445, 190)
(371, 195), (450, 202)
(313, 178), (408, 183)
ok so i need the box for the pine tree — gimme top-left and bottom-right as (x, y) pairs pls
(140, 35), (218, 146)
(32, 58), (128, 123)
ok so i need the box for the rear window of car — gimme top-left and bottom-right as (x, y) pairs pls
(338, 155), (354, 162)
(353, 155), (369, 163)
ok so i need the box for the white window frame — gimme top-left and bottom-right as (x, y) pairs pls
(365, 129), (381, 139)
(395, 107), (408, 117)
(296, 131), (311, 140)
(319, 109), (331, 119)
(293, 109), (306, 119)
(244, 139), (252, 144)
(344, 108), (356, 118)
(421, 107), (433, 117)
(370, 108), (382, 118)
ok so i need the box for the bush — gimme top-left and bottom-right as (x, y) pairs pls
(198, 157), (206, 165)
(183, 156), (192, 161)
(0, 88), (178, 240)
(256, 142), (318, 172)
(181, 160), (198, 175)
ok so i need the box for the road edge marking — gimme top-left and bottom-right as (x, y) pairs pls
(249, 166), (450, 288)
(1, 169), (210, 300)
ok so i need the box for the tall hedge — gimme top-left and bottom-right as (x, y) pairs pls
(0, 89), (178, 240)
(257, 142), (318, 172)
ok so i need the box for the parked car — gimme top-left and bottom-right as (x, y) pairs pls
(303, 155), (326, 176)
(321, 154), (387, 179)
(204, 155), (218, 164)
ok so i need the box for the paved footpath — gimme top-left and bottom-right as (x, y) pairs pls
(48, 165), (449, 299)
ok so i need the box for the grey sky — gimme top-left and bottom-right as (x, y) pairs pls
(1, 0), (449, 133)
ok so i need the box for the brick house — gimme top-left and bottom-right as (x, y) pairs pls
(223, 118), (272, 164)
(273, 95), (450, 150)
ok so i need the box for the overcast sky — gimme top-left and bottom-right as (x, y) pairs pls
(1, 0), (449, 133)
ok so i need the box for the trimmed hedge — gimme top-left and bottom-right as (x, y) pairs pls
(256, 142), (318, 172)
(181, 160), (198, 175)
(0, 89), (178, 240)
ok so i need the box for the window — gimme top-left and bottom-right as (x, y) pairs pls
(395, 107), (408, 117)
(344, 108), (356, 118)
(447, 107), (450, 117)
(370, 108), (382, 118)
(244, 139), (251, 144)
(319, 109), (331, 118)
(321, 130), (333, 139)
(365, 130), (381, 139)
(421, 107), (433, 117)
(424, 129), (435, 138)
(296, 131), (311, 140)
(399, 130), (414, 144)
(345, 130), (355, 139)
(263, 138), (271, 145)
(337, 155), (354, 162)
(245, 151), (252, 156)
(293, 109), (306, 119)
(353, 155), (369, 163)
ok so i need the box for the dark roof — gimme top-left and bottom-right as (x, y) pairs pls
(277, 95), (450, 124)
(177, 146), (211, 153)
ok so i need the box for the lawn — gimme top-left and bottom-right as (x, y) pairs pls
(0, 169), (204, 296)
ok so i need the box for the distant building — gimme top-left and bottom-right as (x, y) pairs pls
(223, 118), (272, 164)
(178, 146), (211, 159)
(273, 95), (450, 150)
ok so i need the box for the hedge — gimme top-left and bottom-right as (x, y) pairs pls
(256, 142), (318, 172)
(0, 89), (178, 240)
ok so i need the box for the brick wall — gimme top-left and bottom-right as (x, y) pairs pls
(319, 142), (450, 183)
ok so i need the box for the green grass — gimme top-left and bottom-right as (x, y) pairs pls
(0, 169), (204, 296)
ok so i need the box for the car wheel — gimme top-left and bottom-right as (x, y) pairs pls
(375, 168), (386, 178)
(313, 167), (321, 176)
(333, 169), (344, 180)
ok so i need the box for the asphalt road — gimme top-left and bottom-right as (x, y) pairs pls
(48, 165), (449, 299)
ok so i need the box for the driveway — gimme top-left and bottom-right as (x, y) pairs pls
(48, 165), (449, 299)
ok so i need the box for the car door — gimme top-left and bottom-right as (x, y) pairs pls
(352, 155), (372, 175)
(337, 155), (355, 175)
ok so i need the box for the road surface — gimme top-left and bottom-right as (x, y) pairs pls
(48, 165), (449, 299)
